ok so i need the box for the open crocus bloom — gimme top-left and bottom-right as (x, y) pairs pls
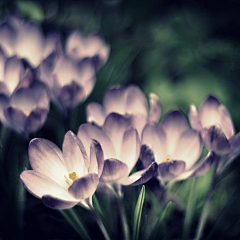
(87, 85), (161, 136)
(66, 30), (110, 69)
(3, 81), (50, 137)
(78, 113), (157, 187)
(189, 95), (240, 171)
(20, 131), (103, 209)
(141, 110), (211, 185)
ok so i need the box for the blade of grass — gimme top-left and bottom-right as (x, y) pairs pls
(132, 185), (146, 240)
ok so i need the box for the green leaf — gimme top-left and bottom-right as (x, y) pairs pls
(132, 185), (145, 240)
(16, 1), (44, 22)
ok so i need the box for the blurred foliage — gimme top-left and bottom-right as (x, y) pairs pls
(1, 0), (240, 239)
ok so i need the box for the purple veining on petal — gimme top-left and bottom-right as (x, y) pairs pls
(100, 158), (129, 182)
(140, 144), (155, 168)
(68, 173), (99, 199)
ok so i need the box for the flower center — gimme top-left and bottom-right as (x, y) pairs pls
(23, 109), (30, 117)
(64, 171), (78, 186)
(164, 155), (172, 162)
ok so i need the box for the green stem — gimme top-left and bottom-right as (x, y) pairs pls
(182, 178), (197, 240)
(194, 159), (219, 240)
(90, 207), (111, 240)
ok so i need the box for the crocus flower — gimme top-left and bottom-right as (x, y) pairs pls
(3, 80), (50, 137)
(20, 131), (103, 209)
(87, 85), (161, 136)
(141, 110), (212, 185)
(189, 95), (240, 171)
(78, 113), (157, 187)
(0, 15), (45, 68)
(66, 30), (110, 69)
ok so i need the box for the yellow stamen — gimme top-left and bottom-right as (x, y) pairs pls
(164, 155), (172, 162)
(23, 109), (30, 117)
(64, 171), (78, 186)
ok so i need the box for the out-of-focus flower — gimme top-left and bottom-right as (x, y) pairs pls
(78, 113), (157, 186)
(0, 15), (45, 68)
(189, 95), (240, 171)
(87, 85), (161, 136)
(20, 131), (103, 209)
(38, 30), (109, 111)
(66, 30), (110, 69)
(141, 110), (211, 185)
(2, 80), (50, 137)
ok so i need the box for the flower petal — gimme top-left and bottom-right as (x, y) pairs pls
(100, 158), (129, 182)
(62, 131), (88, 177)
(103, 113), (131, 158)
(42, 195), (79, 209)
(141, 123), (167, 163)
(140, 144), (155, 168)
(20, 170), (77, 202)
(157, 160), (186, 184)
(201, 126), (230, 155)
(120, 162), (158, 186)
(173, 129), (202, 169)
(189, 104), (202, 131)
(90, 140), (104, 177)
(120, 128), (140, 172)
(148, 93), (161, 123)
(68, 173), (99, 199)
(87, 102), (106, 126)
(28, 138), (68, 186)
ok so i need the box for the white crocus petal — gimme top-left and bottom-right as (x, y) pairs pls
(29, 138), (69, 187)
(87, 102), (106, 125)
(63, 131), (88, 177)
(120, 128), (140, 173)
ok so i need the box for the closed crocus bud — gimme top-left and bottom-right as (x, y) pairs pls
(78, 113), (157, 187)
(20, 131), (103, 209)
(189, 95), (240, 172)
(141, 110), (212, 185)
(66, 30), (110, 69)
(86, 85), (161, 137)
(49, 56), (96, 111)
(3, 81), (50, 138)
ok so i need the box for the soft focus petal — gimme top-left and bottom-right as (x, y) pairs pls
(62, 131), (88, 177)
(0, 23), (15, 56)
(120, 162), (158, 186)
(78, 123), (115, 159)
(28, 138), (68, 186)
(90, 140), (104, 177)
(158, 160), (186, 183)
(201, 126), (230, 155)
(100, 158), (129, 182)
(148, 93), (161, 123)
(25, 108), (48, 133)
(68, 173), (99, 199)
(14, 22), (45, 67)
(42, 195), (79, 209)
(189, 104), (202, 131)
(142, 123), (167, 163)
(103, 113), (131, 158)
(173, 129), (202, 169)
(87, 102), (106, 126)
(120, 128), (140, 172)
(140, 144), (155, 168)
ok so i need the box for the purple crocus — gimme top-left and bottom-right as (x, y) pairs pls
(141, 110), (212, 185)
(189, 95), (240, 171)
(78, 113), (157, 186)
(0, 15), (45, 68)
(87, 85), (161, 136)
(20, 131), (103, 209)
(2, 80), (50, 137)
(66, 30), (110, 69)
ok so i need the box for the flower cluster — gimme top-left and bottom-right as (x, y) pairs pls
(20, 84), (240, 209)
(0, 14), (109, 136)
